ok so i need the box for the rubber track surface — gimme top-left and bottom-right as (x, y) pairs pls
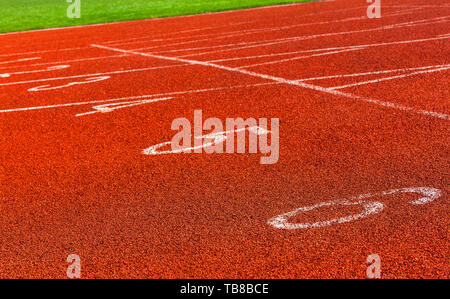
(0, 0), (448, 278)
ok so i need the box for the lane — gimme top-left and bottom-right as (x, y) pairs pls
(1, 81), (448, 278)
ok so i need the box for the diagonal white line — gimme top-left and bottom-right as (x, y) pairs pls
(206, 35), (450, 64)
(0, 64), (187, 86)
(173, 17), (449, 58)
(237, 47), (364, 69)
(329, 66), (450, 90)
(90, 44), (449, 121)
(295, 64), (450, 81)
(0, 82), (278, 113)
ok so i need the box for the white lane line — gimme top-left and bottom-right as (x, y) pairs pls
(389, 5), (450, 8)
(121, 7), (422, 50)
(0, 47), (88, 58)
(236, 47), (363, 69)
(0, 54), (128, 71)
(173, 17), (449, 58)
(91, 44), (450, 121)
(294, 64), (450, 82)
(0, 82), (278, 114)
(329, 66), (450, 90)
(0, 57), (41, 65)
(0, 64), (187, 87)
(130, 28), (269, 50)
(103, 21), (259, 45)
(207, 35), (450, 63)
(0, 65), (70, 78)
(28, 76), (110, 92)
(100, 1), (351, 45)
(102, 4), (418, 46)
(75, 97), (174, 117)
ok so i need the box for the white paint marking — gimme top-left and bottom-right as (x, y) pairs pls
(329, 66), (450, 90)
(28, 75), (110, 92)
(143, 126), (270, 155)
(0, 57), (41, 65)
(237, 47), (364, 69)
(0, 65), (70, 78)
(122, 7), (421, 49)
(91, 44), (450, 121)
(101, 1), (344, 45)
(0, 82), (278, 114)
(173, 17), (449, 58)
(268, 187), (443, 230)
(207, 35), (450, 64)
(104, 21), (260, 46)
(0, 47), (87, 58)
(294, 64), (450, 82)
(0, 54), (128, 71)
(0, 64), (186, 87)
(75, 97), (174, 117)
(106, 4), (424, 46)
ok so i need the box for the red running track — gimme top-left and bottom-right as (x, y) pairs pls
(0, 0), (449, 278)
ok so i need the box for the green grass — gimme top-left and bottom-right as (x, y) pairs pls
(0, 0), (311, 34)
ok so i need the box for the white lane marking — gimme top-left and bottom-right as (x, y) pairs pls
(237, 47), (363, 69)
(388, 4), (450, 8)
(143, 126), (270, 155)
(28, 75), (110, 92)
(0, 65), (70, 78)
(101, 1), (349, 45)
(0, 82), (278, 114)
(75, 97), (174, 117)
(131, 28), (271, 50)
(0, 54), (128, 71)
(174, 17), (449, 58)
(104, 21), (259, 45)
(125, 7), (421, 49)
(0, 47), (88, 58)
(0, 64), (187, 87)
(295, 64), (450, 82)
(329, 66), (450, 90)
(103, 4), (418, 46)
(91, 44), (450, 121)
(0, 57), (41, 65)
(268, 187), (443, 230)
(207, 35), (450, 63)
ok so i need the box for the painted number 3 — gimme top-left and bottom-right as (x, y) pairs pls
(268, 187), (442, 230)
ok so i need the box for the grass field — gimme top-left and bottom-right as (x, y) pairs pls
(0, 0), (310, 33)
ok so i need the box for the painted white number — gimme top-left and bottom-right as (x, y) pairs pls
(268, 187), (442, 230)
(76, 97), (174, 117)
(28, 75), (110, 92)
(143, 126), (270, 155)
